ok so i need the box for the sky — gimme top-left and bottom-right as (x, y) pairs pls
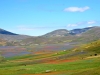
(0, 0), (100, 36)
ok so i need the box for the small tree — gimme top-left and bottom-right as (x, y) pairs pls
(94, 54), (97, 56)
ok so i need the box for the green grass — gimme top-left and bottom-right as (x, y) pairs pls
(0, 57), (100, 75)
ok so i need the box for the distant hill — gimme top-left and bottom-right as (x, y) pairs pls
(0, 28), (17, 35)
(43, 29), (69, 37)
(0, 28), (32, 41)
(69, 27), (94, 35)
(72, 26), (100, 43)
(43, 27), (94, 37)
(0, 26), (100, 46)
(20, 26), (100, 45)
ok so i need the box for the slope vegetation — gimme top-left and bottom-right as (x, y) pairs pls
(0, 40), (100, 75)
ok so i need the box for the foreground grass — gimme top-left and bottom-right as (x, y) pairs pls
(0, 57), (100, 75)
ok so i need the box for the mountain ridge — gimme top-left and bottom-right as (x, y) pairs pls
(43, 26), (96, 37)
(0, 28), (18, 35)
(0, 26), (100, 45)
(19, 26), (100, 46)
(0, 28), (32, 41)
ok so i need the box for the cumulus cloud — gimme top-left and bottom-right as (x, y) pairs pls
(64, 6), (90, 12)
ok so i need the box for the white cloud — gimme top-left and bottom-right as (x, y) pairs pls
(87, 21), (96, 24)
(67, 22), (85, 27)
(67, 20), (97, 27)
(87, 25), (93, 27)
(67, 24), (78, 27)
(64, 6), (90, 12)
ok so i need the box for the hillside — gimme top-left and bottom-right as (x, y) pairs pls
(43, 29), (70, 37)
(74, 40), (100, 54)
(0, 38), (7, 46)
(69, 27), (94, 35)
(43, 27), (94, 37)
(72, 26), (100, 43)
(20, 26), (100, 45)
(0, 28), (32, 41)
(0, 34), (32, 41)
(0, 28), (17, 35)
(0, 26), (100, 45)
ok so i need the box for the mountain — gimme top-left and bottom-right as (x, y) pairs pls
(0, 26), (100, 45)
(0, 28), (32, 41)
(43, 29), (69, 37)
(0, 28), (17, 35)
(43, 27), (94, 37)
(20, 26), (100, 45)
(69, 27), (94, 35)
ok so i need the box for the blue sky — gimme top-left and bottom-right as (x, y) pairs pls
(0, 0), (100, 36)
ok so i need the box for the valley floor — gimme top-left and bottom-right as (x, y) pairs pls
(0, 52), (100, 75)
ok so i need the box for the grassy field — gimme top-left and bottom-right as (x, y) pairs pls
(0, 40), (100, 75)
(0, 56), (100, 75)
